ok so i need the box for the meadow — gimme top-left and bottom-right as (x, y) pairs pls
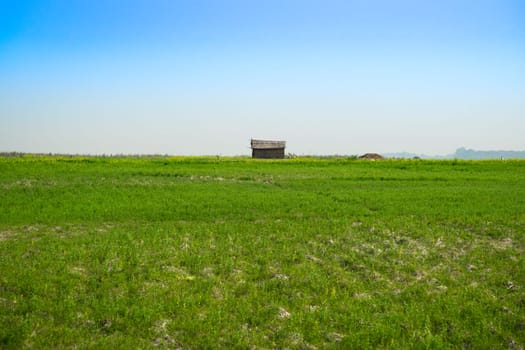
(0, 156), (524, 349)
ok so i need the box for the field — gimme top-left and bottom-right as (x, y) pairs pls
(1, 156), (524, 349)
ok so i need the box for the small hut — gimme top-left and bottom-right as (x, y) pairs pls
(251, 139), (286, 159)
(359, 153), (384, 160)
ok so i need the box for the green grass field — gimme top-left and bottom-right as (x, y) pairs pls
(1, 156), (524, 349)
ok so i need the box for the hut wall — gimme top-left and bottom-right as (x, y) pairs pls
(252, 148), (285, 159)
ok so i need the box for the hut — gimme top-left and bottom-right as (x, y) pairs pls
(251, 139), (286, 159)
(359, 153), (384, 160)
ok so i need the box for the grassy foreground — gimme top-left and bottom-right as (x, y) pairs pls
(1, 156), (524, 349)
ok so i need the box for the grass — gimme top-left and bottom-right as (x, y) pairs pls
(1, 156), (524, 348)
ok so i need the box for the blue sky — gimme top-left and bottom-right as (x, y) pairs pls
(1, 0), (524, 155)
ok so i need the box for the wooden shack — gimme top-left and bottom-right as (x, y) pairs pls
(251, 139), (286, 159)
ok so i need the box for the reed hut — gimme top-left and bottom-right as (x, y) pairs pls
(251, 139), (286, 159)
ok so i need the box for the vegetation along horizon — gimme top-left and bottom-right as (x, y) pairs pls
(1, 156), (524, 348)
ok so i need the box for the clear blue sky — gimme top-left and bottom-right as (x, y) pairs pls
(1, 0), (524, 155)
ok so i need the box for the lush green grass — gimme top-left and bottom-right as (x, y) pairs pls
(1, 156), (524, 348)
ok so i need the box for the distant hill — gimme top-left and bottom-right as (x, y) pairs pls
(452, 147), (525, 160)
(385, 148), (525, 160)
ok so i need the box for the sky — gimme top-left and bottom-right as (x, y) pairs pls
(1, 0), (524, 156)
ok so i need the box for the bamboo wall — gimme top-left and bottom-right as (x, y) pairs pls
(252, 148), (285, 159)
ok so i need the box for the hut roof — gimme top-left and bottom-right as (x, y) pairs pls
(251, 139), (286, 149)
(359, 153), (384, 160)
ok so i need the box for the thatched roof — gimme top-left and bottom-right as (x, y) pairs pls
(359, 153), (384, 160)
(251, 139), (286, 149)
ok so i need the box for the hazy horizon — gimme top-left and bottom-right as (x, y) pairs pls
(1, 1), (524, 156)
